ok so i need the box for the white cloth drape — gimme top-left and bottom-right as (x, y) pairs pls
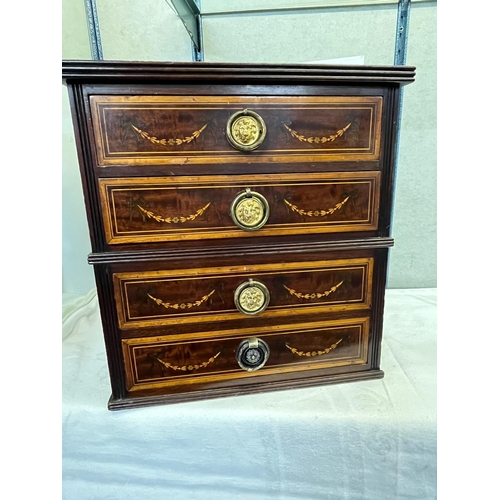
(63, 288), (437, 500)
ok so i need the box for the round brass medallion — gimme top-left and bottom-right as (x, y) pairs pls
(234, 279), (270, 316)
(239, 286), (266, 312)
(235, 197), (264, 227)
(226, 109), (267, 151)
(230, 188), (269, 231)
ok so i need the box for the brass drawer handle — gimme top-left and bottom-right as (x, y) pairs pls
(234, 279), (270, 316)
(226, 109), (267, 151)
(236, 337), (270, 371)
(230, 188), (270, 231)
(285, 338), (343, 357)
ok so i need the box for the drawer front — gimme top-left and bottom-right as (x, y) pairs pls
(99, 172), (380, 244)
(90, 95), (382, 166)
(113, 257), (373, 329)
(122, 317), (370, 391)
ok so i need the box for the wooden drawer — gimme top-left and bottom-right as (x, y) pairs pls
(122, 317), (370, 392)
(64, 61), (415, 409)
(113, 257), (373, 329)
(99, 172), (381, 244)
(90, 95), (382, 166)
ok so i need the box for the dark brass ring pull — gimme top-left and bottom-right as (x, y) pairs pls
(236, 337), (270, 371)
(234, 278), (270, 316)
(226, 109), (267, 151)
(230, 188), (270, 231)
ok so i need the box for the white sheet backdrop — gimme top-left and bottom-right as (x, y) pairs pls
(62, 288), (436, 500)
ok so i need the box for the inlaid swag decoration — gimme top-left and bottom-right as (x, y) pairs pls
(130, 120), (352, 149)
(285, 337), (344, 357)
(133, 195), (352, 225)
(154, 337), (345, 373)
(100, 173), (377, 246)
(283, 280), (344, 300)
(132, 123), (208, 146)
(90, 94), (384, 170)
(283, 197), (350, 218)
(136, 202), (211, 224)
(272, 183), (360, 220)
(284, 123), (351, 144)
(157, 352), (221, 372)
(126, 189), (356, 229)
(147, 289), (215, 311)
(145, 276), (346, 316)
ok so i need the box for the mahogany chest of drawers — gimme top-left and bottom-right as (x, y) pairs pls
(62, 61), (415, 410)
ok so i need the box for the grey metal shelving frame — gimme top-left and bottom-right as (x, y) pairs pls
(84, 1), (413, 65)
(81, 0), (416, 241)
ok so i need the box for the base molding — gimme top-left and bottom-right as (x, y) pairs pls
(108, 369), (384, 411)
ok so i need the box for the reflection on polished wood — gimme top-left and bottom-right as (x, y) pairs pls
(113, 257), (373, 329)
(99, 172), (381, 244)
(89, 94), (383, 166)
(122, 317), (370, 391)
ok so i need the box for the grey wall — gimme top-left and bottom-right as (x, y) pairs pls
(62, 0), (93, 294)
(202, 3), (437, 288)
(62, 0), (192, 294)
(62, 0), (436, 293)
(391, 4), (437, 287)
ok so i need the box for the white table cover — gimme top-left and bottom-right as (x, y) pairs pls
(62, 288), (436, 500)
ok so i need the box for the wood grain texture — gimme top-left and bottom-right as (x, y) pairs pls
(62, 60), (416, 85)
(93, 264), (127, 399)
(88, 237), (394, 265)
(122, 317), (369, 392)
(90, 95), (382, 166)
(113, 257), (373, 329)
(83, 84), (390, 177)
(108, 370), (384, 410)
(99, 172), (381, 244)
(62, 60), (414, 409)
